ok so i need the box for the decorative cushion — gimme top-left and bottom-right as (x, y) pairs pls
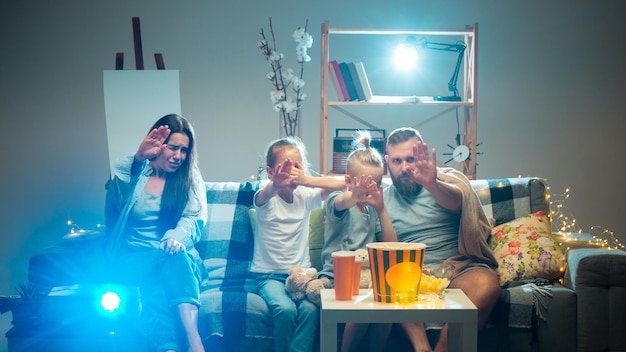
(308, 208), (325, 271)
(491, 210), (566, 286)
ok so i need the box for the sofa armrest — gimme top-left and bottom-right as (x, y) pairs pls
(563, 248), (626, 351)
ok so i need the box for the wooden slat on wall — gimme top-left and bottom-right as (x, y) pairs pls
(132, 17), (144, 70)
(154, 53), (165, 70)
(115, 52), (124, 70)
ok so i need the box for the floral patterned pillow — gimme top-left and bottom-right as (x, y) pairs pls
(491, 210), (566, 286)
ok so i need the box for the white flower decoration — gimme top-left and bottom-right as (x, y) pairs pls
(259, 18), (311, 137)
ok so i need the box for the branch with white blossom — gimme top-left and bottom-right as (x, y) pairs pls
(258, 18), (312, 137)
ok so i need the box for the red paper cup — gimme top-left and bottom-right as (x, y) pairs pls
(332, 251), (356, 300)
(367, 242), (426, 304)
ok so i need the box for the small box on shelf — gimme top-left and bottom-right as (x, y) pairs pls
(332, 128), (386, 174)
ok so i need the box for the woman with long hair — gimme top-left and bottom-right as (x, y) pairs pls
(105, 113), (207, 351)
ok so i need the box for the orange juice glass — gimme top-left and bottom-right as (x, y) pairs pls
(332, 251), (356, 300)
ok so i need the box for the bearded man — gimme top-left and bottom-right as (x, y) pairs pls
(377, 127), (499, 352)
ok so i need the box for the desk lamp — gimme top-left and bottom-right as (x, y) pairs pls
(394, 36), (466, 101)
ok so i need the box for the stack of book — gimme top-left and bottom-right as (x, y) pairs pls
(328, 60), (373, 102)
(329, 61), (439, 104)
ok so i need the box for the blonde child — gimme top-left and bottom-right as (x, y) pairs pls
(251, 136), (344, 352)
(319, 130), (398, 352)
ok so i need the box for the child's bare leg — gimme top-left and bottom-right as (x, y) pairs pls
(400, 322), (432, 352)
(433, 324), (448, 352)
(341, 323), (369, 352)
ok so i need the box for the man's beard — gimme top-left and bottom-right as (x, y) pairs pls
(390, 172), (423, 199)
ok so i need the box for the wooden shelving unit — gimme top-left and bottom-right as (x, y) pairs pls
(319, 21), (478, 179)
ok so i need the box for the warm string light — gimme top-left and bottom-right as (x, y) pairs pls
(588, 226), (624, 250)
(67, 219), (84, 234)
(65, 219), (103, 239)
(548, 186), (576, 234)
(548, 186), (624, 251)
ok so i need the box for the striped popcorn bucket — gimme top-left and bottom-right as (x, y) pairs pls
(366, 242), (426, 304)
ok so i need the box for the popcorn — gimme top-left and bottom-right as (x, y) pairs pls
(418, 273), (449, 295)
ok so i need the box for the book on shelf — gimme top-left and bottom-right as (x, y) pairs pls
(329, 60), (349, 101)
(328, 61), (345, 101)
(328, 63), (346, 101)
(338, 62), (359, 101)
(354, 62), (373, 102)
(347, 62), (366, 101)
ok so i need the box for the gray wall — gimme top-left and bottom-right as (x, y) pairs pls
(1, 0), (625, 347)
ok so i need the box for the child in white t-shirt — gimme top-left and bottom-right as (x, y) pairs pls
(251, 136), (344, 352)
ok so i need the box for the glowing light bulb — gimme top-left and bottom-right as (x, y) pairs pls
(393, 43), (418, 71)
(100, 291), (121, 313)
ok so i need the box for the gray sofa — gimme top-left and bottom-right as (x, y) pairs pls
(12, 177), (626, 351)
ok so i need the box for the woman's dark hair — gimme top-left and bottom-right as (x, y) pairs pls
(149, 114), (197, 231)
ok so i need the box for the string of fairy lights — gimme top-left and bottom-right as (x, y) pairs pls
(547, 185), (624, 251)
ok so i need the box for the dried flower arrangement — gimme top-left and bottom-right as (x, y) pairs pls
(258, 18), (312, 137)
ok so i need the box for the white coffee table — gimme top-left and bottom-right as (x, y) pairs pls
(320, 288), (477, 352)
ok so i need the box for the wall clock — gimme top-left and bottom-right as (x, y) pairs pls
(442, 134), (480, 174)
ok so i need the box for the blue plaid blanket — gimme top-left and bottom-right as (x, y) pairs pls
(196, 181), (274, 350)
(470, 177), (549, 226)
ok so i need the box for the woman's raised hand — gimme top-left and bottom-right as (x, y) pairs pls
(135, 125), (170, 162)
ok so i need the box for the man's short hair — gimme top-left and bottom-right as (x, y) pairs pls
(387, 127), (423, 147)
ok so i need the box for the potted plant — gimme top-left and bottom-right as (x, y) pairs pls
(1, 280), (46, 328)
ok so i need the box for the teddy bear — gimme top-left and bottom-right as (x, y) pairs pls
(285, 266), (332, 306)
(355, 248), (372, 289)
(285, 266), (317, 302)
(304, 275), (332, 306)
